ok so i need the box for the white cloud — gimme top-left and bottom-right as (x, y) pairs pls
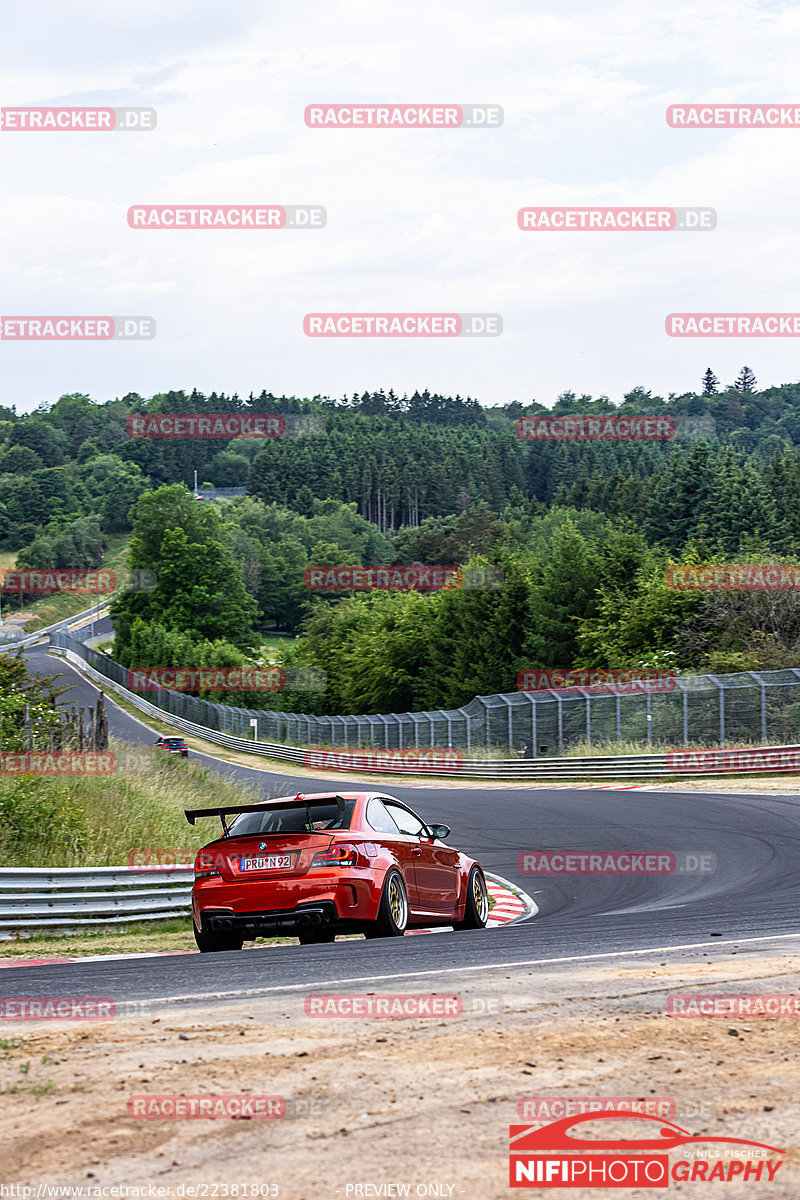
(1, 0), (799, 412)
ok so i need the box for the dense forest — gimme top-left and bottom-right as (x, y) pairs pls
(5, 370), (800, 714)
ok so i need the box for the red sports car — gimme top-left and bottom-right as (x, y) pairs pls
(185, 791), (488, 951)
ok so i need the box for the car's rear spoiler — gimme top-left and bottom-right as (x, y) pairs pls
(185, 794), (346, 833)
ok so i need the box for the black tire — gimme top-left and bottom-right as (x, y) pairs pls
(298, 928), (336, 945)
(453, 867), (489, 930)
(365, 869), (408, 938)
(193, 924), (244, 953)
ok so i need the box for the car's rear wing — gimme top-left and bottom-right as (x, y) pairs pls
(185, 794), (346, 834)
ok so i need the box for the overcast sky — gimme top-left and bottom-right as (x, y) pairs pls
(2, 0), (799, 414)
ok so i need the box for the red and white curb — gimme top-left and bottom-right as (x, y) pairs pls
(487, 874), (534, 924)
(407, 871), (537, 935)
(0, 874), (536, 968)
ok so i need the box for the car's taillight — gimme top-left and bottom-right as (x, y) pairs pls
(195, 851), (221, 878)
(309, 843), (358, 868)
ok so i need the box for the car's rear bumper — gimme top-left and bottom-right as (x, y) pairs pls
(192, 875), (381, 934)
(200, 901), (340, 935)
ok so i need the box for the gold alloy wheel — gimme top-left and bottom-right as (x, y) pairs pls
(473, 871), (488, 923)
(388, 875), (406, 927)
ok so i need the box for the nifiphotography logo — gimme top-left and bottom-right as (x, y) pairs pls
(509, 1111), (784, 1187)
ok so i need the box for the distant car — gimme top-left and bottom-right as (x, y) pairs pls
(154, 736), (188, 759)
(185, 791), (488, 951)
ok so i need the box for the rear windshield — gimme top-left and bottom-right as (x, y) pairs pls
(226, 799), (356, 837)
(165, 739), (185, 745)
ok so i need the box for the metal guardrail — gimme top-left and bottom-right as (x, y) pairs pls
(0, 866), (192, 934)
(0, 597), (112, 650)
(49, 644), (800, 781)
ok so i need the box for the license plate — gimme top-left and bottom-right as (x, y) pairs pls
(240, 854), (292, 871)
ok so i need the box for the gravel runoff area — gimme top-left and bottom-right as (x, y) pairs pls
(1, 941), (798, 1198)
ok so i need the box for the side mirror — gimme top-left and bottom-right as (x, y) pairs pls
(427, 823), (450, 840)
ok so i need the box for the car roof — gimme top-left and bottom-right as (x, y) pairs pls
(264, 791), (374, 805)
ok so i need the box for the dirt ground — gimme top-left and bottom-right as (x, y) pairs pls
(1, 944), (798, 1198)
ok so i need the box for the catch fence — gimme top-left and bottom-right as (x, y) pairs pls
(49, 633), (800, 755)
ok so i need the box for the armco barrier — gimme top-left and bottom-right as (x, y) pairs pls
(0, 866), (192, 935)
(0, 597), (113, 650)
(48, 640), (800, 781)
(0, 867), (528, 936)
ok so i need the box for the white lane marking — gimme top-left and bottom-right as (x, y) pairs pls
(62, 931), (800, 1008)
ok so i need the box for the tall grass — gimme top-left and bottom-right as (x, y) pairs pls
(0, 740), (271, 867)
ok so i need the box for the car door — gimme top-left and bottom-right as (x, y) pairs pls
(364, 797), (421, 908)
(383, 801), (460, 916)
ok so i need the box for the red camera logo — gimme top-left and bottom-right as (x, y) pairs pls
(509, 1111), (784, 1187)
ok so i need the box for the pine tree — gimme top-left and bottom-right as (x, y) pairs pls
(702, 368), (719, 395)
(733, 366), (757, 393)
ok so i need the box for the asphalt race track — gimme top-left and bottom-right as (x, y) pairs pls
(7, 636), (800, 1007)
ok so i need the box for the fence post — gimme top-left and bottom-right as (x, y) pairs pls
(529, 695), (537, 758)
(747, 672), (767, 743)
(709, 676), (725, 746)
(646, 691), (652, 747)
